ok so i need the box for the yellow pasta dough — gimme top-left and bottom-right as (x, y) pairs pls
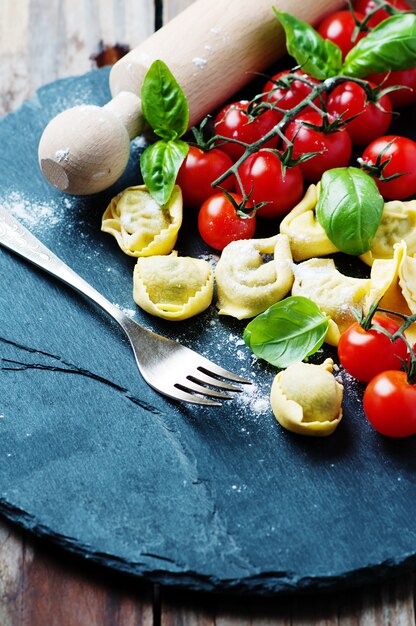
(133, 253), (213, 320)
(215, 234), (294, 319)
(366, 241), (409, 315)
(366, 241), (416, 344)
(292, 258), (371, 346)
(360, 199), (416, 266)
(101, 184), (182, 257)
(279, 184), (338, 262)
(270, 358), (343, 437)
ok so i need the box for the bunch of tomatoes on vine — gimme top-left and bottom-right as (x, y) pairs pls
(176, 0), (416, 251)
(173, 0), (416, 439)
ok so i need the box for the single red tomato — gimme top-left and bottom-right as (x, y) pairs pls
(214, 100), (280, 162)
(363, 370), (416, 438)
(261, 69), (325, 118)
(176, 145), (235, 209)
(338, 314), (408, 382)
(238, 150), (304, 218)
(317, 10), (367, 59)
(360, 135), (416, 199)
(197, 192), (256, 250)
(284, 111), (352, 182)
(327, 81), (392, 145)
(367, 68), (416, 108)
(353, 0), (411, 27)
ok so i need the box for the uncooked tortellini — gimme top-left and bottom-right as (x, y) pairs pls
(215, 234), (294, 319)
(102, 185), (182, 257)
(279, 184), (338, 262)
(366, 241), (416, 344)
(133, 253), (213, 321)
(292, 258), (371, 345)
(366, 241), (408, 316)
(270, 358), (343, 437)
(360, 199), (416, 266)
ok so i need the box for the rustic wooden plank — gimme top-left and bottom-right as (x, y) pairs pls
(0, 518), (25, 626)
(338, 576), (415, 626)
(0, 0), (155, 114)
(0, 515), (154, 626)
(161, 576), (416, 626)
(160, 588), (292, 626)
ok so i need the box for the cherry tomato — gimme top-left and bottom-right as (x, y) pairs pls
(327, 81), (392, 145)
(197, 192), (256, 250)
(363, 370), (416, 438)
(367, 68), (416, 108)
(317, 10), (366, 59)
(338, 314), (408, 382)
(353, 0), (411, 27)
(261, 69), (325, 119)
(360, 135), (416, 199)
(284, 111), (352, 182)
(176, 146), (235, 210)
(238, 150), (304, 218)
(214, 100), (280, 162)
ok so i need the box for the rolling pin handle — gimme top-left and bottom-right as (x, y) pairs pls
(104, 91), (144, 139)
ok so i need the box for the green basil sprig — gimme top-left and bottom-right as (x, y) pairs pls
(273, 9), (416, 80)
(273, 10), (343, 80)
(316, 167), (384, 256)
(343, 13), (416, 77)
(140, 60), (189, 205)
(243, 296), (329, 368)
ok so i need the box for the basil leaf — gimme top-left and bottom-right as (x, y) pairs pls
(273, 9), (343, 80)
(243, 296), (329, 368)
(343, 13), (416, 77)
(141, 60), (189, 140)
(141, 139), (189, 206)
(316, 167), (384, 256)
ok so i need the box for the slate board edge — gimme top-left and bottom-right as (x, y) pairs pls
(1, 500), (414, 596)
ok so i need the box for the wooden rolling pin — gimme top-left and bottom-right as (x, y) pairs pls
(38, 0), (344, 196)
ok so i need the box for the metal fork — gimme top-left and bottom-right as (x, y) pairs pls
(0, 205), (251, 406)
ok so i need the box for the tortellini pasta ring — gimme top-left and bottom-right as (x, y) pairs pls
(360, 199), (416, 266)
(279, 184), (338, 262)
(215, 234), (294, 320)
(292, 258), (371, 346)
(102, 184), (183, 257)
(270, 358), (343, 437)
(133, 252), (214, 321)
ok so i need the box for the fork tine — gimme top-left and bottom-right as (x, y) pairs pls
(168, 386), (222, 407)
(176, 380), (233, 400)
(197, 363), (252, 384)
(188, 371), (242, 392)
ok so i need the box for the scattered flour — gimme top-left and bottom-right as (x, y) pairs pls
(3, 190), (66, 229)
(192, 57), (208, 69)
(55, 148), (70, 162)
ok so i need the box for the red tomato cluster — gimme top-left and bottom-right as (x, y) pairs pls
(175, 0), (416, 252)
(338, 314), (416, 438)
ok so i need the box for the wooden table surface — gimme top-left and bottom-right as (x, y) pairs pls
(1, 1), (416, 624)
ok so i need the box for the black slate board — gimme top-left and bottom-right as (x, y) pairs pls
(0, 67), (416, 596)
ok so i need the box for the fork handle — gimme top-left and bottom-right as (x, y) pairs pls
(0, 205), (128, 326)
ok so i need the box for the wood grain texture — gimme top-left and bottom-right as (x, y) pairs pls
(0, 0), (154, 115)
(0, 520), (154, 626)
(161, 577), (416, 626)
